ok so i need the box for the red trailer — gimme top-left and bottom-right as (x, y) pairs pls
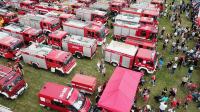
(71, 74), (97, 94)
(98, 67), (143, 112)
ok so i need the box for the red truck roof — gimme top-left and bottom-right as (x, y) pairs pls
(0, 65), (17, 84)
(71, 74), (96, 89)
(46, 50), (72, 62)
(38, 82), (78, 103)
(23, 27), (42, 35)
(136, 48), (156, 60)
(139, 25), (158, 33)
(49, 30), (67, 39)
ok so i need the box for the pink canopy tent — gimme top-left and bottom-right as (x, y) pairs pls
(98, 67), (143, 112)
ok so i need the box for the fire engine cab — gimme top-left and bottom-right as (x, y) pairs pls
(21, 42), (76, 75)
(113, 21), (158, 41)
(18, 0), (37, 15)
(0, 64), (28, 99)
(120, 8), (160, 23)
(104, 41), (157, 74)
(45, 11), (76, 26)
(115, 14), (157, 27)
(19, 13), (61, 32)
(63, 20), (108, 45)
(75, 8), (108, 24)
(38, 82), (92, 112)
(0, 8), (18, 25)
(2, 24), (46, 44)
(48, 31), (97, 59)
(109, 0), (128, 14)
(0, 32), (23, 60)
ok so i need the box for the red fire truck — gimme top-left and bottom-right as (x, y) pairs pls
(21, 42), (76, 75)
(38, 82), (92, 112)
(75, 8), (108, 24)
(35, 2), (69, 13)
(104, 41), (157, 74)
(63, 20), (108, 45)
(0, 64), (28, 99)
(18, 0), (37, 15)
(45, 11), (76, 26)
(115, 14), (157, 27)
(77, 0), (96, 6)
(19, 13), (61, 32)
(48, 31), (97, 59)
(71, 74), (97, 94)
(113, 21), (158, 41)
(0, 32), (23, 60)
(125, 37), (156, 50)
(121, 8), (160, 23)
(2, 24), (46, 44)
(109, 0), (128, 14)
(0, 8), (18, 25)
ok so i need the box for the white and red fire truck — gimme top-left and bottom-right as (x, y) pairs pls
(115, 14), (157, 27)
(45, 11), (76, 26)
(63, 20), (108, 45)
(0, 32), (23, 60)
(75, 8), (108, 24)
(0, 8), (18, 25)
(18, 0), (37, 15)
(113, 21), (158, 41)
(104, 41), (157, 74)
(130, 3), (160, 12)
(38, 82), (92, 112)
(121, 8), (160, 23)
(21, 42), (76, 75)
(19, 13), (61, 32)
(137, 0), (165, 11)
(34, 2), (69, 14)
(0, 64), (28, 99)
(77, 0), (96, 6)
(89, 1), (110, 12)
(2, 24), (46, 44)
(48, 31), (97, 59)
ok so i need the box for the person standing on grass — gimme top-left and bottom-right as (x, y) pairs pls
(159, 57), (164, 69)
(97, 59), (101, 72)
(151, 75), (156, 86)
(181, 76), (189, 87)
(187, 66), (194, 78)
(171, 63), (177, 75)
(159, 102), (168, 112)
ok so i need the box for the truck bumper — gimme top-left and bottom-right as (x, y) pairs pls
(66, 63), (77, 74)
(10, 83), (28, 100)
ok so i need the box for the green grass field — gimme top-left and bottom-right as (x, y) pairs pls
(0, 0), (200, 112)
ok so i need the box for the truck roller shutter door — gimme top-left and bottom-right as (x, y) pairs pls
(121, 56), (130, 68)
(111, 53), (120, 64)
(104, 51), (111, 62)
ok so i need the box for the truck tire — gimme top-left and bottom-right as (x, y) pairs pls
(76, 52), (83, 59)
(55, 70), (65, 77)
(111, 62), (118, 67)
(32, 63), (39, 69)
(140, 69), (147, 74)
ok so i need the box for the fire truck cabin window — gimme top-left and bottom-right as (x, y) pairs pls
(141, 31), (147, 36)
(138, 58), (143, 63)
(24, 34), (29, 37)
(51, 100), (65, 108)
(47, 59), (53, 62)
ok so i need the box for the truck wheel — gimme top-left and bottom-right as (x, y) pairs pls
(76, 52), (83, 59)
(111, 62), (118, 67)
(32, 63), (39, 69)
(55, 70), (65, 77)
(140, 69), (147, 74)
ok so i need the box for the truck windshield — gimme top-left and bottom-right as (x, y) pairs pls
(10, 41), (23, 51)
(4, 75), (23, 92)
(51, 23), (60, 30)
(64, 56), (73, 65)
(72, 93), (86, 110)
